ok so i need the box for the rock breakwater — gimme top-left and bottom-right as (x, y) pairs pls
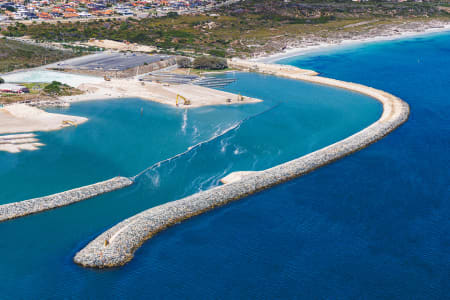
(0, 176), (133, 223)
(74, 63), (410, 268)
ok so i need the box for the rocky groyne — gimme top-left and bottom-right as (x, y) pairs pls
(0, 176), (133, 223)
(74, 63), (410, 268)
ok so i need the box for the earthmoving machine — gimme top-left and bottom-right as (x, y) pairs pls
(62, 120), (77, 127)
(176, 94), (191, 106)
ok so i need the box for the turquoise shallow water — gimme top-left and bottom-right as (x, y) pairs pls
(0, 98), (260, 202)
(0, 73), (379, 203)
(1, 31), (449, 299)
(0, 72), (381, 297)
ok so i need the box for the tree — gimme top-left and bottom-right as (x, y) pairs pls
(43, 81), (63, 95)
(193, 56), (228, 70)
(176, 57), (192, 68)
(0, 77), (4, 84)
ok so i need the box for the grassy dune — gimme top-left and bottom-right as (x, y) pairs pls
(0, 38), (78, 73)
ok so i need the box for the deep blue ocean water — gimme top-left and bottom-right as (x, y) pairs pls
(0, 31), (449, 298)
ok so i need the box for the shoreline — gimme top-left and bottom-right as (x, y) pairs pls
(73, 62), (410, 268)
(0, 71), (262, 141)
(61, 78), (262, 108)
(0, 104), (87, 153)
(256, 21), (450, 63)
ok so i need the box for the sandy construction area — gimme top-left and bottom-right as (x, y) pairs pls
(0, 104), (87, 134)
(63, 78), (262, 107)
(0, 104), (87, 153)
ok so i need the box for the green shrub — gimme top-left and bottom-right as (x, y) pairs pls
(193, 56), (227, 70)
(43, 81), (63, 95)
(167, 12), (178, 18)
(0, 77), (4, 84)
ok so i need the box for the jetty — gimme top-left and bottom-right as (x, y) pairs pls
(0, 176), (133, 223)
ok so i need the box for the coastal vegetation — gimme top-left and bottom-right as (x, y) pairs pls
(42, 81), (75, 96)
(176, 57), (192, 68)
(1, 1), (448, 57)
(0, 38), (78, 73)
(192, 56), (228, 70)
(175, 56), (231, 75)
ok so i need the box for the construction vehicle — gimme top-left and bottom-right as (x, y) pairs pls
(104, 75), (111, 81)
(176, 94), (191, 106)
(62, 120), (77, 127)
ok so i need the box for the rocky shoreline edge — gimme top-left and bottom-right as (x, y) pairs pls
(74, 62), (410, 268)
(0, 176), (133, 223)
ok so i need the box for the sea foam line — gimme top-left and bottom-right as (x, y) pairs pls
(132, 104), (280, 181)
(73, 64), (410, 269)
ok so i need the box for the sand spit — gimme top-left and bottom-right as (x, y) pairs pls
(0, 104), (87, 134)
(0, 176), (133, 223)
(63, 78), (261, 107)
(74, 62), (410, 268)
(228, 59), (318, 76)
(220, 171), (258, 184)
(0, 104), (87, 153)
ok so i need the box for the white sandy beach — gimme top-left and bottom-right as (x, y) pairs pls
(0, 71), (261, 153)
(256, 21), (450, 63)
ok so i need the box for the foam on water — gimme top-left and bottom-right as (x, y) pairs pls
(181, 109), (188, 134)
